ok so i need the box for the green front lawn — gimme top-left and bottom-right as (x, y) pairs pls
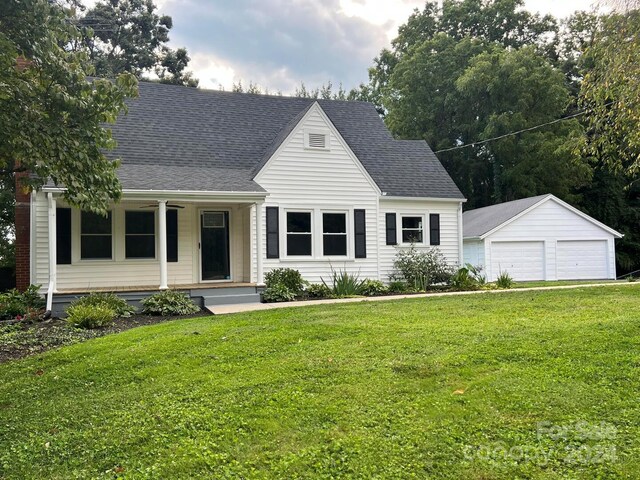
(1, 286), (639, 479)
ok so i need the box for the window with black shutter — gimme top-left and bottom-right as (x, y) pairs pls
(385, 213), (397, 245)
(430, 213), (440, 246)
(266, 207), (279, 259)
(56, 208), (71, 265)
(167, 209), (178, 262)
(354, 209), (366, 258)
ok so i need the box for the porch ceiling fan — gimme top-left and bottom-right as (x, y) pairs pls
(139, 204), (185, 209)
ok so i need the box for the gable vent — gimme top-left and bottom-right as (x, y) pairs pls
(307, 132), (327, 149)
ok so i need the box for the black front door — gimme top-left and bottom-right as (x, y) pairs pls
(201, 211), (230, 281)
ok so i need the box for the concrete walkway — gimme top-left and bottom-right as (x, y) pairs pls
(206, 281), (638, 315)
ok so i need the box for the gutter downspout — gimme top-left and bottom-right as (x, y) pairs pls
(457, 202), (464, 267)
(45, 193), (57, 314)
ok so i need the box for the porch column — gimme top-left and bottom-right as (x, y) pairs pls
(158, 200), (168, 290)
(255, 201), (265, 285)
(46, 193), (57, 312)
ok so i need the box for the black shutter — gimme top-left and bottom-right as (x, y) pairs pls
(354, 209), (366, 258)
(385, 213), (397, 246)
(266, 206), (279, 259)
(430, 213), (440, 246)
(167, 209), (178, 262)
(56, 208), (71, 265)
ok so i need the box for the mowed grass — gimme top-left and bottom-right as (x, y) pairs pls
(1, 286), (639, 479)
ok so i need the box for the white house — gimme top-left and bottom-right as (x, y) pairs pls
(21, 82), (466, 313)
(463, 194), (623, 282)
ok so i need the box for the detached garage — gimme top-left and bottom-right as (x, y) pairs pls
(463, 194), (623, 282)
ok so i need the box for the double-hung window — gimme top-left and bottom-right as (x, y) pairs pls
(125, 211), (156, 259)
(286, 211), (312, 256)
(80, 211), (112, 259)
(322, 212), (347, 256)
(401, 216), (424, 244)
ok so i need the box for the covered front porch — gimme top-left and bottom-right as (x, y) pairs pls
(37, 188), (269, 312)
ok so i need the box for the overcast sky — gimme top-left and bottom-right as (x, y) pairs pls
(85, 0), (601, 93)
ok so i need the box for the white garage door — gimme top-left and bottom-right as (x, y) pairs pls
(490, 241), (545, 281)
(557, 240), (608, 280)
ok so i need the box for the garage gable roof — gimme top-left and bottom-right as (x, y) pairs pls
(463, 194), (623, 239)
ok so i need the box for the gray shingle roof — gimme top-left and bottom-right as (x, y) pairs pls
(105, 81), (464, 199)
(463, 194), (550, 238)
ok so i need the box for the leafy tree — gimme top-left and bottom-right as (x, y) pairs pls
(580, 6), (640, 176)
(453, 46), (590, 203)
(0, 172), (14, 269)
(0, 0), (138, 213)
(355, 0), (558, 114)
(156, 47), (199, 87)
(78, 0), (198, 86)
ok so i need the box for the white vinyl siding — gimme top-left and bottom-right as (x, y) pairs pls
(378, 199), (461, 282)
(463, 239), (484, 268)
(255, 104), (380, 283)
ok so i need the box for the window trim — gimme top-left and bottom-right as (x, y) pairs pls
(321, 210), (349, 258)
(283, 209), (314, 258)
(124, 210), (157, 260)
(399, 214), (426, 245)
(79, 210), (114, 261)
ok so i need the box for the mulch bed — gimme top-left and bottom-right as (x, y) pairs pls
(0, 311), (210, 364)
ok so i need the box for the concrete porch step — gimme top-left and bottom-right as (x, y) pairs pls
(202, 293), (262, 307)
(193, 286), (258, 297)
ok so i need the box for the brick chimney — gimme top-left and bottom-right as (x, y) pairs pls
(14, 172), (31, 291)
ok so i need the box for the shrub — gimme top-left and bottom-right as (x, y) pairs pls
(322, 267), (365, 297)
(388, 281), (411, 294)
(0, 285), (45, 320)
(451, 264), (486, 291)
(305, 283), (333, 299)
(496, 271), (514, 289)
(141, 290), (200, 316)
(66, 304), (116, 329)
(262, 284), (296, 303)
(359, 279), (388, 296)
(393, 244), (454, 291)
(71, 292), (136, 317)
(264, 268), (306, 295)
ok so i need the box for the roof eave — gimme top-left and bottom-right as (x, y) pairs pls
(381, 195), (467, 203)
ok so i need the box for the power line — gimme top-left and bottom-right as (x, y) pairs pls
(433, 107), (597, 154)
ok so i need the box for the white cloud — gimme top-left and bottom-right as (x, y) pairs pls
(187, 52), (237, 90)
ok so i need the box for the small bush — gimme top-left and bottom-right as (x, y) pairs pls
(262, 284), (296, 303)
(451, 264), (486, 291)
(66, 304), (116, 329)
(388, 281), (411, 294)
(264, 268), (306, 295)
(141, 290), (200, 316)
(0, 285), (45, 320)
(322, 267), (365, 297)
(71, 292), (136, 318)
(305, 283), (333, 299)
(496, 271), (514, 289)
(393, 244), (454, 291)
(359, 279), (388, 296)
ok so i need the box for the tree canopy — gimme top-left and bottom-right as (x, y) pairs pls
(0, 0), (138, 213)
(77, 0), (198, 86)
(580, 7), (640, 176)
(357, 0), (639, 273)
